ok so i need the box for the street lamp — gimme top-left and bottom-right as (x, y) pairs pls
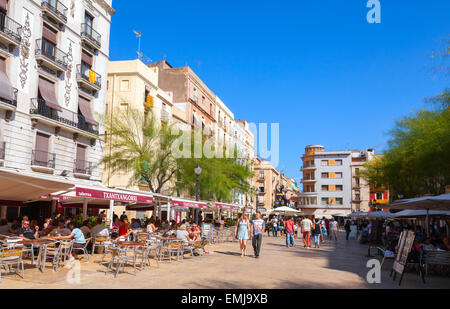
(194, 164), (202, 224)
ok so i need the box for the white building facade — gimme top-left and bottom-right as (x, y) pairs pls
(0, 0), (114, 220)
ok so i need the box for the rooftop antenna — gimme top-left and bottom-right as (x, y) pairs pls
(133, 30), (142, 60)
(194, 60), (201, 73)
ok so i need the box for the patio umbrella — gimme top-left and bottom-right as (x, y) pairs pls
(392, 209), (450, 218)
(366, 211), (395, 219)
(386, 193), (450, 237)
(268, 206), (302, 215)
(348, 211), (368, 218)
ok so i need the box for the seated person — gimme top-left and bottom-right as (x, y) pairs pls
(146, 219), (158, 234)
(9, 224), (19, 234)
(118, 219), (132, 240)
(17, 220), (39, 240)
(91, 218), (109, 238)
(188, 223), (201, 240)
(0, 218), (9, 234)
(55, 222), (86, 262)
(422, 238), (435, 251)
(176, 224), (193, 244)
(80, 220), (92, 238)
(50, 219), (72, 237)
(130, 218), (141, 230)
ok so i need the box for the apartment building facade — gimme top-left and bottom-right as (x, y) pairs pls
(0, 0), (114, 220)
(253, 157), (280, 214)
(149, 60), (216, 137)
(215, 95), (234, 155)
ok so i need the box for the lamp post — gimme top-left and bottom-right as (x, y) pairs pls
(194, 164), (202, 225)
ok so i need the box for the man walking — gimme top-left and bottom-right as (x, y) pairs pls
(271, 216), (278, 237)
(251, 213), (265, 258)
(301, 216), (313, 248)
(284, 217), (295, 247)
(330, 218), (339, 241)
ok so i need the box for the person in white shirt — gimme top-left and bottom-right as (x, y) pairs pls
(329, 218), (339, 241)
(91, 218), (109, 238)
(300, 216), (313, 248)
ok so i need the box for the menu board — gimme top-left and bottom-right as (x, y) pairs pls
(392, 230), (415, 275)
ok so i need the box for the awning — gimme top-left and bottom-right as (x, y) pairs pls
(0, 0), (8, 12)
(0, 168), (75, 201)
(386, 193), (450, 211)
(215, 202), (240, 210)
(38, 77), (62, 111)
(171, 198), (208, 209)
(78, 96), (97, 125)
(126, 204), (154, 211)
(0, 57), (14, 101)
(60, 203), (110, 209)
(75, 185), (154, 203)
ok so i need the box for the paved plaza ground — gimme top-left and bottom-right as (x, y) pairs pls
(1, 232), (449, 289)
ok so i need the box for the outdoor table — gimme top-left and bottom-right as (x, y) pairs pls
(18, 239), (55, 272)
(116, 241), (145, 246)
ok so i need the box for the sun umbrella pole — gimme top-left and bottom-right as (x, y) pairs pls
(426, 208), (430, 238)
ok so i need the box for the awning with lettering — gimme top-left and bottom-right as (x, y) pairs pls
(75, 186), (153, 203)
(215, 202), (240, 210)
(171, 198), (208, 209)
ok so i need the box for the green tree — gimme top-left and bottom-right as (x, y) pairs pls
(102, 107), (179, 194)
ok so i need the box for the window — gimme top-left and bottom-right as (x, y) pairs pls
(336, 185), (343, 191)
(34, 132), (51, 167)
(202, 96), (205, 105)
(75, 144), (87, 173)
(84, 12), (94, 35)
(335, 160), (342, 166)
(259, 187), (264, 193)
(193, 88), (197, 101)
(321, 185), (328, 191)
(336, 198), (343, 205)
(321, 172), (328, 178)
(120, 80), (129, 91)
(376, 192), (383, 200)
(321, 160), (328, 166)
(321, 198), (328, 205)
(335, 172), (342, 178)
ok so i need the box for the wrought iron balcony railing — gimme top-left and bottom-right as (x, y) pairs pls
(35, 39), (68, 70)
(0, 11), (22, 44)
(81, 23), (101, 48)
(0, 87), (18, 107)
(41, 0), (67, 23)
(74, 159), (93, 175)
(30, 99), (99, 135)
(31, 149), (55, 168)
(76, 64), (102, 89)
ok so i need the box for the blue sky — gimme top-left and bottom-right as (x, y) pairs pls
(109, 0), (449, 182)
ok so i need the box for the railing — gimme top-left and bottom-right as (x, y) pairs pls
(76, 64), (102, 88)
(0, 141), (5, 160)
(81, 23), (101, 48)
(41, 0), (67, 22)
(0, 87), (18, 107)
(35, 39), (68, 69)
(74, 159), (92, 175)
(301, 164), (315, 168)
(30, 98), (99, 135)
(31, 149), (55, 168)
(0, 11), (22, 43)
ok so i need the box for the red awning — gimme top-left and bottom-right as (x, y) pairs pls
(171, 198), (208, 209)
(215, 202), (239, 210)
(78, 96), (97, 125)
(75, 186), (153, 204)
(38, 77), (62, 111)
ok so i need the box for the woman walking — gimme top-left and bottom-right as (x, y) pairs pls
(313, 218), (322, 248)
(235, 213), (251, 257)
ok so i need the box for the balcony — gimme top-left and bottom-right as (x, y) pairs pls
(41, 0), (67, 29)
(30, 99), (99, 138)
(0, 87), (18, 111)
(35, 39), (68, 75)
(301, 177), (315, 183)
(74, 159), (93, 179)
(81, 23), (101, 50)
(76, 64), (101, 94)
(0, 141), (5, 165)
(300, 164), (316, 171)
(31, 149), (55, 173)
(0, 12), (22, 52)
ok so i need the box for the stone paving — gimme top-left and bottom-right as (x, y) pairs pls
(1, 232), (449, 289)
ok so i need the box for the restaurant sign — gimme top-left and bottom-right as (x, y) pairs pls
(216, 202), (238, 210)
(172, 199), (208, 209)
(76, 187), (153, 203)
